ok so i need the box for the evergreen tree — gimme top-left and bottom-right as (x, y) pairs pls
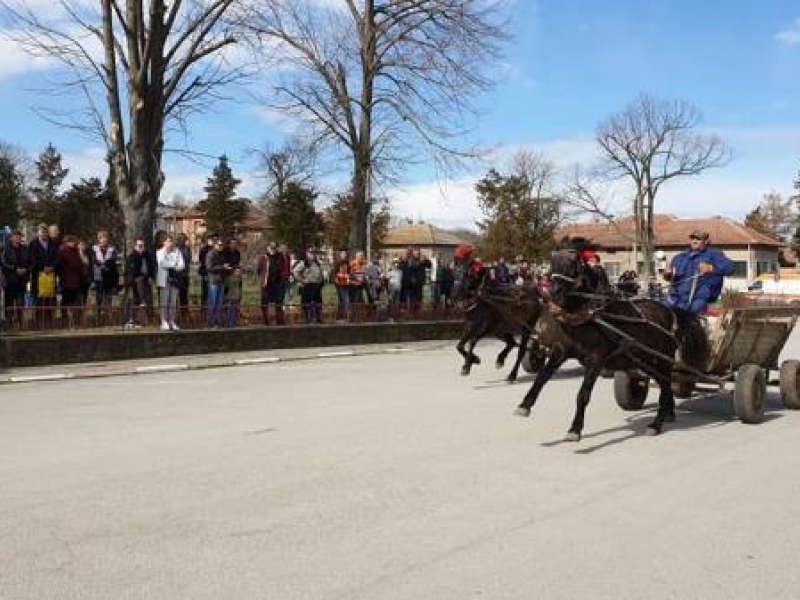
(475, 168), (561, 262)
(59, 178), (124, 244)
(197, 155), (246, 239)
(27, 143), (69, 224)
(267, 182), (324, 252)
(0, 156), (22, 229)
(322, 192), (390, 253)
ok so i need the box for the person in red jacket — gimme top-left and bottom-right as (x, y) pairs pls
(56, 235), (87, 324)
(454, 243), (486, 299)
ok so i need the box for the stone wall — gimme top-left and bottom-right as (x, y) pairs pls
(0, 321), (463, 368)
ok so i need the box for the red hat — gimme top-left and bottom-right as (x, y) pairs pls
(580, 249), (599, 262)
(454, 243), (473, 259)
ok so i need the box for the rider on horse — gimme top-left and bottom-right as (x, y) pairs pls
(454, 243), (487, 293)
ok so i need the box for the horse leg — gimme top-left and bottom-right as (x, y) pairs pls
(496, 333), (516, 370)
(514, 346), (567, 417)
(506, 327), (531, 383)
(645, 369), (676, 436)
(633, 360), (676, 435)
(565, 362), (603, 442)
(456, 331), (473, 375)
(456, 318), (485, 375)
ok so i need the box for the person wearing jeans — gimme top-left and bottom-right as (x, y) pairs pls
(205, 238), (228, 327)
(156, 235), (186, 331)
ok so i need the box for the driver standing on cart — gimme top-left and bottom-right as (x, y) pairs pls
(663, 229), (734, 314)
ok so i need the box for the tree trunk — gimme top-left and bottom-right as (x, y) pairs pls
(349, 161), (369, 251)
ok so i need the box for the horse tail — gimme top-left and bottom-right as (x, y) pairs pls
(673, 308), (709, 372)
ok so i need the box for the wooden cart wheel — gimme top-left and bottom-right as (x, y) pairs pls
(521, 343), (546, 374)
(779, 359), (800, 410)
(614, 372), (649, 411)
(734, 364), (766, 424)
(672, 376), (694, 399)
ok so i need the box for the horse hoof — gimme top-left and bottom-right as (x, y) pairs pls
(495, 361), (504, 370)
(514, 406), (530, 417)
(473, 357), (482, 365)
(506, 374), (517, 384)
(645, 426), (660, 436)
(564, 431), (581, 442)
(460, 368), (470, 376)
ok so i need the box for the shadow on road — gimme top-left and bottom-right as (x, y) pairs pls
(538, 391), (785, 455)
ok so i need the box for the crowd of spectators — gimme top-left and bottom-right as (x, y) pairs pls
(0, 226), (645, 332)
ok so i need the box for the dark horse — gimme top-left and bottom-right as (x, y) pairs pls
(455, 266), (543, 382)
(515, 249), (708, 439)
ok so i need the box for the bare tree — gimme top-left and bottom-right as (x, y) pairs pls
(755, 191), (795, 240)
(252, 137), (317, 203)
(1, 1), (241, 247)
(596, 95), (731, 282)
(242, 0), (508, 250)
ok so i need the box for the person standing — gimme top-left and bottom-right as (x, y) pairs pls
(28, 223), (58, 329)
(123, 238), (156, 329)
(56, 236), (86, 326)
(256, 242), (285, 325)
(77, 238), (92, 306)
(204, 238), (228, 327)
(293, 247), (324, 324)
(92, 230), (120, 322)
(197, 233), (217, 320)
(175, 233), (192, 322)
(278, 243), (293, 303)
(223, 266), (242, 327)
(349, 250), (368, 305)
(333, 248), (351, 321)
(1, 230), (29, 328)
(156, 235), (186, 330)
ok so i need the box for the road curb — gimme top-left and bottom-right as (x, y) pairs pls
(0, 344), (449, 385)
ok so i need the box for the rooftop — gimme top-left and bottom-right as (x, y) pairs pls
(557, 214), (781, 249)
(383, 223), (464, 247)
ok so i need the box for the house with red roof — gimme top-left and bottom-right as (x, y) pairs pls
(557, 215), (782, 290)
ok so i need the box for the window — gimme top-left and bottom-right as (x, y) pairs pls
(756, 261), (778, 276)
(731, 260), (747, 278)
(604, 261), (621, 278)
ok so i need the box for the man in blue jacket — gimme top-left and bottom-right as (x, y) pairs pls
(664, 229), (734, 314)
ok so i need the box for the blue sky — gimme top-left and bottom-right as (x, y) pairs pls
(2, 0), (800, 230)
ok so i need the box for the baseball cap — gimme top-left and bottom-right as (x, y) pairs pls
(689, 229), (709, 240)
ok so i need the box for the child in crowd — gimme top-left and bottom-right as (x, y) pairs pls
(224, 267), (243, 327)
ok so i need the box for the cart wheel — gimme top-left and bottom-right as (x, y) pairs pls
(672, 376), (694, 399)
(614, 372), (649, 410)
(521, 344), (546, 374)
(779, 360), (800, 409)
(734, 364), (766, 424)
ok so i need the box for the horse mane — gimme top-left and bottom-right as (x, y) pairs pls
(672, 308), (710, 372)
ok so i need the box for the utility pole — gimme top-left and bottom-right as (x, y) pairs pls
(365, 163), (373, 260)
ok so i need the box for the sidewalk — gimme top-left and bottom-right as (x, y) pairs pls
(0, 340), (453, 385)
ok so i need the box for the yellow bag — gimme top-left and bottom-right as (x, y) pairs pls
(38, 271), (56, 299)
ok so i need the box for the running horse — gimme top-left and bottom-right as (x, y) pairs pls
(515, 248), (708, 439)
(455, 266), (544, 382)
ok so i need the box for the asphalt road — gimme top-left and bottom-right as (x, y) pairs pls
(3, 335), (800, 600)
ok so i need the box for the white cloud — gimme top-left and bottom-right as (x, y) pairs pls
(251, 106), (296, 134)
(384, 125), (800, 231)
(388, 177), (481, 230)
(776, 18), (800, 46)
(0, 35), (55, 78)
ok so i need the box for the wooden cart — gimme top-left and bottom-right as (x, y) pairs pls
(614, 299), (800, 424)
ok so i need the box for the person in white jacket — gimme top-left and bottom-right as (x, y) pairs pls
(156, 235), (186, 331)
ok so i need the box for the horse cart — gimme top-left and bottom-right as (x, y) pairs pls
(613, 297), (800, 424)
